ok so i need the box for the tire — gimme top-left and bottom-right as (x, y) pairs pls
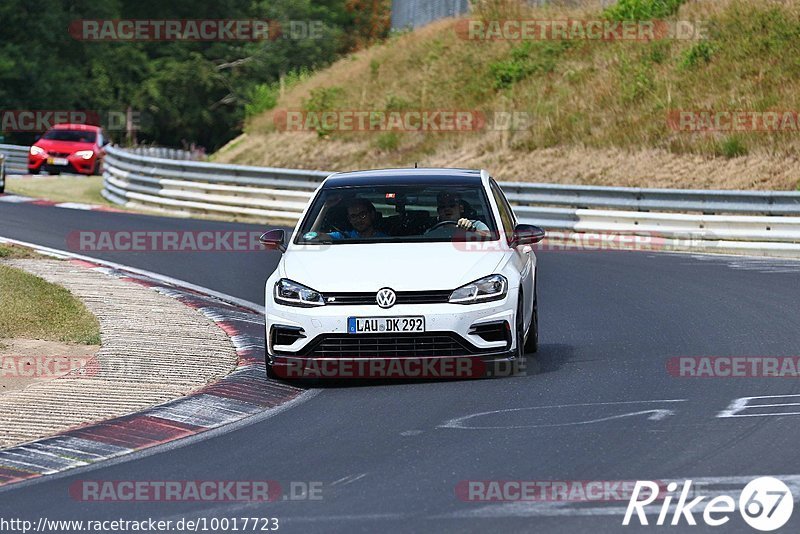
(92, 160), (102, 176)
(28, 168), (39, 175)
(515, 294), (526, 360)
(524, 288), (539, 354)
(264, 334), (277, 380)
(266, 361), (278, 380)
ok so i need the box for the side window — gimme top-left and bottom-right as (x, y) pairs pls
(490, 180), (514, 238)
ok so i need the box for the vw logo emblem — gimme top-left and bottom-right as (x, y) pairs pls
(376, 288), (397, 308)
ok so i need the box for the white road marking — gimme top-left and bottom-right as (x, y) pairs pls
(331, 473), (368, 486)
(440, 400), (687, 430)
(53, 202), (94, 210)
(0, 195), (35, 203)
(718, 394), (800, 418)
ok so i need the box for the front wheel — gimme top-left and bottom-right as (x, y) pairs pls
(524, 296), (539, 354)
(264, 334), (277, 380)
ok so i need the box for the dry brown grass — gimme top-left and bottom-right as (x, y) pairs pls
(214, 0), (800, 191)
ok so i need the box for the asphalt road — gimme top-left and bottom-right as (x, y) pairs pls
(1, 201), (799, 533)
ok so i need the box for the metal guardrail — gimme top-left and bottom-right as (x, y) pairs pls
(98, 145), (800, 244)
(2, 143), (800, 249)
(500, 182), (800, 216)
(0, 144), (30, 174)
(128, 146), (205, 161)
(102, 145), (327, 221)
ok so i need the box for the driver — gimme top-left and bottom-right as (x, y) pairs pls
(310, 198), (388, 240)
(429, 191), (490, 236)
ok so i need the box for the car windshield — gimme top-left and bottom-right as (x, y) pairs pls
(295, 184), (499, 244)
(42, 130), (96, 143)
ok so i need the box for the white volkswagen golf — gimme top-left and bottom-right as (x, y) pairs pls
(260, 168), (545, 380)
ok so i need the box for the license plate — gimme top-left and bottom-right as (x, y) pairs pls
(347, 316), (425, 334)
(47, 157), (68, 166)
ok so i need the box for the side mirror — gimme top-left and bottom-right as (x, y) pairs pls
(259, 229), (286, 252)
(510, 224), (546, 248)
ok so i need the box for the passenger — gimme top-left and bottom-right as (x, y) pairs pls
(312, 198), (388, 240)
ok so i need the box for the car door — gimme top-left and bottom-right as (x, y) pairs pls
(490, 179), (534, 329)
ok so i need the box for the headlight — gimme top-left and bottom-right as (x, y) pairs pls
(30, 146), (45, 156)
(74, 150), (94, 160)
(274, 279), (325, 307)
(449, 274), (507, 304)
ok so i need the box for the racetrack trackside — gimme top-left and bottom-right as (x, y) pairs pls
(0, 242), (305, 487)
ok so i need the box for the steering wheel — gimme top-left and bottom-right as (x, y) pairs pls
(429, 220), (459, 231)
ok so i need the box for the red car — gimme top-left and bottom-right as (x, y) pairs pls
(28, 123), (107, 176)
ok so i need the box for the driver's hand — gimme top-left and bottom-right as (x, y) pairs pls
(457, 218), (476, 231)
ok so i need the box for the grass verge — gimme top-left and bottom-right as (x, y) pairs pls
(7, 176), (108, 205)
(0, 263), (101, 345)
(0, 244), (41, 259)
(212, 0), (800, 190)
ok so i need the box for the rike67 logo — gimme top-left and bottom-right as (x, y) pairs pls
(623, 477), (794, 531)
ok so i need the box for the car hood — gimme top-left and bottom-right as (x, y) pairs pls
(35, 140), (94, 153)
(281, 242), (509, 292)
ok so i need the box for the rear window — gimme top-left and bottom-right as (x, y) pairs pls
(42, 130), (96, 143)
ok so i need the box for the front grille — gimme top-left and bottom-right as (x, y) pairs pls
(325, 290), (451, 306)
(293, 332), (489, 358)
(48, 152), (70, 157)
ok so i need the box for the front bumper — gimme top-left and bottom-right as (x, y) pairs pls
(265, 295), (521, 379)
(28, 154), (97, 175)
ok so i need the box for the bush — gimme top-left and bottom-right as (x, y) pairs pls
(679, 41), (714, 69)
(375, 132), (400, 151)
(245, 70), (311, 119)
(303, 86), (345, 137)
(604, 0), (685, 21)
(244, 84), (278, 119)
(716, 136), (748, 158)
(489, 41), (568, 90)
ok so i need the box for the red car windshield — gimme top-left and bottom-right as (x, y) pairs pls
(42, 130), (96, 143)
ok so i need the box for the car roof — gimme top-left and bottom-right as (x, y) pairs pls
(51, 123), (101, 131)
(323, 168), (484, 188)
